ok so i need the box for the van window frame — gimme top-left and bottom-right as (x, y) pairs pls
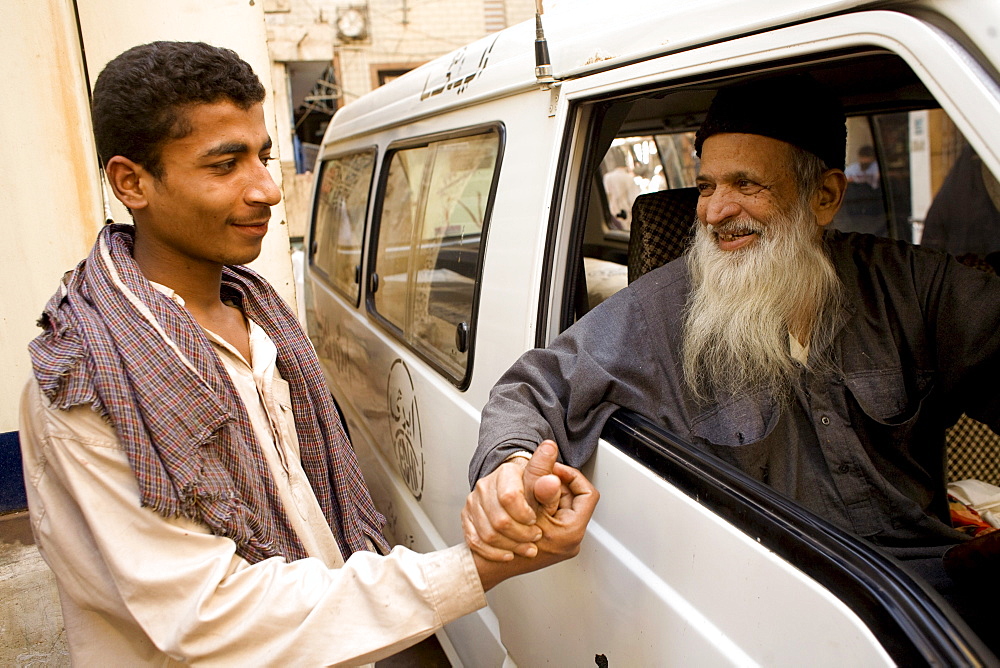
(365, 122), (506, 390)
(543, 47), (957, 341)
(602, 409), (994, 665)
(307, 146), (379, 308)
(539, 38), (1000, 657)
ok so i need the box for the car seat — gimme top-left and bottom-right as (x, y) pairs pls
(626, 187), (699, 283)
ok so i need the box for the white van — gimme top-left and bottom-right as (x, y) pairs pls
(303, 1), (1000, 664)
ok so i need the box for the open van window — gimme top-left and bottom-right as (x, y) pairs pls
(597, 134), (697, 233)
(367, 125), (503, 386)
(574, 52), (1000, 320)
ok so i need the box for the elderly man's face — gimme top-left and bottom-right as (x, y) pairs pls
(695, 133), (816, 252)
(683, 132), (845, 402)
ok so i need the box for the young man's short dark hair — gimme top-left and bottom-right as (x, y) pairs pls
(91, 41), (266, 178)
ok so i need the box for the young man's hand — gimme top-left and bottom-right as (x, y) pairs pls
(462, 441), (599, 590)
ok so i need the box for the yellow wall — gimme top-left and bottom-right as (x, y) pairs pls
(0, 0), (104, 432)
(0, 0), (299, 433)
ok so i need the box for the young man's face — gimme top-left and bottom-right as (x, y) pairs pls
(135, 100), (280, 269)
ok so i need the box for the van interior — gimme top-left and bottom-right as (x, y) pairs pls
(571, 50), (1000, 492)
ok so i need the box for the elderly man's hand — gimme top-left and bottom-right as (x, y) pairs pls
(465, 441), (600, 591)
(462, 441), (597, 562)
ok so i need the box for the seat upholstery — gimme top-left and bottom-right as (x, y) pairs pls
(626, 187), (699, 283)
(946, 256), (1000, 485)
(947, 415), (1000, 485)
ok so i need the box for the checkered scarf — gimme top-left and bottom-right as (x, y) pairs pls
(29, 224), (387, 563)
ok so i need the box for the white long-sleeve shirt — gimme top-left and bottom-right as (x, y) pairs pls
(19, 289), (485, 666)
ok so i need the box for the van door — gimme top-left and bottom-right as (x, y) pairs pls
(306, 83), (563, 665)
(487, 9), (999, 666)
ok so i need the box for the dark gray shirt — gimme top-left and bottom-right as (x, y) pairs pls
(472, 232), (1000, 551)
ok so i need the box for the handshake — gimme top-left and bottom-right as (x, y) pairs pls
(461, 441), (600, 590)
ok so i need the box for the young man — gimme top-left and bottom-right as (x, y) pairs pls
(20, 41), (597, 665)
(465, 75), (999, 645)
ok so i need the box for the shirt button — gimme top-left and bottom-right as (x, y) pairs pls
(838, 463), (851, 474)
(820, 416), (831, 425)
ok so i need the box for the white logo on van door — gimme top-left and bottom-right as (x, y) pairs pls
(387, 359), (424, 500)
(420, 34), (498, 101)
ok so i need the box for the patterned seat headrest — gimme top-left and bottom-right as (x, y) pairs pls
(627, 187), (699, 283)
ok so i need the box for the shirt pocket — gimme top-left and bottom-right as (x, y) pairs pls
(272, 376), (293, 410)
(689, 394), (781, 481)
(844, 367), (937, 477)
(270, 377), (302, 460)
(845, 368), (948, 531)
(690, 393), (780, 447)
(844, 367), (933, 427)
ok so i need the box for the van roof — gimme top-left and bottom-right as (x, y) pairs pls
(324, 0), (1000, 142)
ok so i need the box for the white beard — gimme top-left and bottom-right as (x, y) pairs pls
(681, 203), (843, 403)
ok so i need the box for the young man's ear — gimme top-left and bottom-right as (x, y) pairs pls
(812, 169), (848, 227)
(104, 156), (150, 211)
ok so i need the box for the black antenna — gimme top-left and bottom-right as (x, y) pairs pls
(534, 3), (553, 84)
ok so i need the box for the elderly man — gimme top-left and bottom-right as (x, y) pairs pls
(465, 75), (1000, 642)
(20, 41), (597, 665)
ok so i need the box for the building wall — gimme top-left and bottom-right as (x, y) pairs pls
(267, 0), (536, 102)
(264, 0), (537, 242)
(0, 0), (104, 437)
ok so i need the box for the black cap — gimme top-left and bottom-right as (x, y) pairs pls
(694, 75), (847, 170)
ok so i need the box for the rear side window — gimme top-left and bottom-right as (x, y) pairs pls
(830, 111), (999, 259)
(597, 133), (698, 233)
(310, 149), (376, 304)
(369, 126), (502, 385)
